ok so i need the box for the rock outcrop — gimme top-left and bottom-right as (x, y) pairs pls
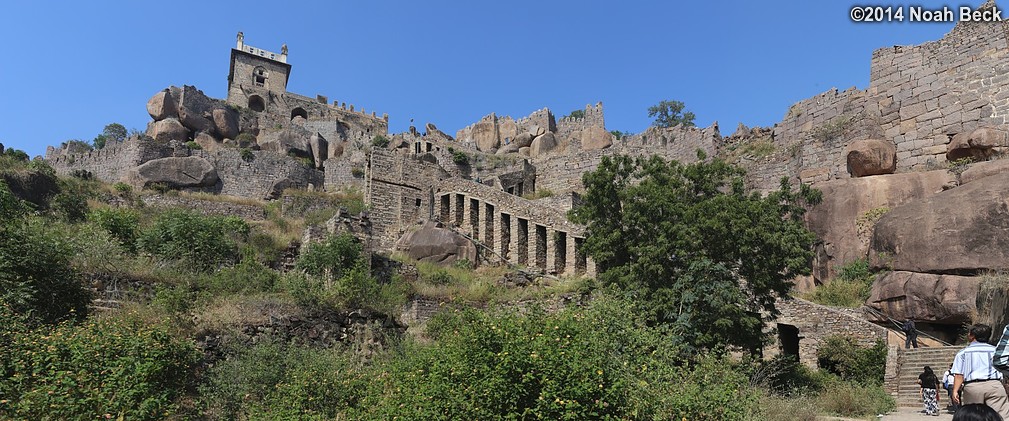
(125, 156), (219, 189)
(395, 222), (477, 265)
(947, 126), (1007, 161)
(846, 139), (896, 177)
(529, 132), (559, 158)
(804, 170), (954, 286)
(147, 118), (191, 143)
(146, 90), (178, 121)
(870, 171), (1009, 274)
(580, 127), (614, 151)
(867, 271), (981, 325)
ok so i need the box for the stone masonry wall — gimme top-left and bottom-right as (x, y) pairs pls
(739, 12), (1009, 193)
(194, 148), (325, 199)
(773, 297), (888, 367)
(366, 149), (450, 250)
(533, 123), (719, 194)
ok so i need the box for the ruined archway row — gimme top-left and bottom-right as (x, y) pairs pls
(434, 191), (595, 277)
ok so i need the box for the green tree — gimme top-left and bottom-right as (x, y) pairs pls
(648, 100), (696, 128)
(103, 123), (128, 143)
(564, 109), (585, 120)
(568, 153), (820, 354)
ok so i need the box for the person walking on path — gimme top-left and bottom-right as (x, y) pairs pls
(919, 365), (942, 415)
(905, 318), (920, 349)
(952, 324), (1009, 420)
(952, 403), (1002, 421)
(944, 363), (960, 411)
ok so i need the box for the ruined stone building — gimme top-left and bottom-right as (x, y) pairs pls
(39, 3), (1009, 372)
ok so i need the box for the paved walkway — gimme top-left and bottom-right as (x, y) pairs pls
(876, 407), (955, 421)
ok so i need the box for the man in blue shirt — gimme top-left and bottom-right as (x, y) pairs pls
(952, 324), (1009, 419)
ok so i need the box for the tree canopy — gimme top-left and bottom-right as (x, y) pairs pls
(568, 153), (820, 354)
(648, 100), (696, 128)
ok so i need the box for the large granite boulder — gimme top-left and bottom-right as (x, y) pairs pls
(425, 123), (454, 142)
(212, 108), (240, 140)
(178, 106), (215, 135)
(147, 118), (191, 142)
(529, 132), (558, 158)
(498, 118), (519, 146)
(471, 114), (500, 152)
(961, 159), (1009, 185)
(396, 221), (478, 265)
(870, 171), (1009, 273)
(846, 139), (896, 177)
(867, 271), (981, 325)
(947, 126), (1007, 161)
(512, 132), (534, 148)
(146, 89), (178, 121)
(581, 126), (614, 151)
(309, 132), (328, 169)
(125, 156), (218, 189)
(804, 170), (954, 287)
(193, 131), (220, 152)
(259, 128), (312, 157)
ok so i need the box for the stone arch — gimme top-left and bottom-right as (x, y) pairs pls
(252, 66), (268, 87)
(248, 95), (265, 112)
(291, 107), (309, 122)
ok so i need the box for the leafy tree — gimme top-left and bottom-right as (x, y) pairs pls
(568, 153), (820, 354)
(92, 134), (107, 150)
(564, 109), (585, 120)
(648, 100), (696, 128)
(102, 123), (128, 143)
(371, 135), (390, 148)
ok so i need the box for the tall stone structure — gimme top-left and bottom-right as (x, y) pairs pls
(227, 32), (291, 111)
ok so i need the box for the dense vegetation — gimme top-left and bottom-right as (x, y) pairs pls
(0, 151), (892, 419)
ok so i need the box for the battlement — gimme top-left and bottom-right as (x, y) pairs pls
(235, 31), (287, 63)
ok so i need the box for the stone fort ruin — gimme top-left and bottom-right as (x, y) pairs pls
(41, 3), (1009, 381)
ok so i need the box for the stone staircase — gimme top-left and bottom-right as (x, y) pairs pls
(892, 346), (960, 408)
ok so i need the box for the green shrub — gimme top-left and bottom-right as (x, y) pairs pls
(50, 177), (96, 222)
(204, 251), (279, 295)
(185, 140), (202, 150)
(0, 315), (200, 420)
(815, 378), (894, 417)
(240, 148), (254, 162)
(816, 335), (887, 384)
(138, 209), (250, 271)
(371, 135), (390, 148)
(805, 258), (875, 308)
(89, 207), (140, 253)
(3, 147), (29, 162)
(451, 150), (469, 165)
(113, 182), (132, 193)
(296, 233), (364, 280)
(200, 340), (372, 420)
(235, 133), (256, 144)
(0, 186), (90, 325)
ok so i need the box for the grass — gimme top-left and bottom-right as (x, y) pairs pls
(803, 259), (875, 308)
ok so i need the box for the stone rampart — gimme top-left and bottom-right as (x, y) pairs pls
(772, 298), (888, 367)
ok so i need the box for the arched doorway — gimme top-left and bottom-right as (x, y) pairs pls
(248, 95), (265, 112)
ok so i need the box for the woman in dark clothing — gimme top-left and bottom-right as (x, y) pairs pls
(918, 365), (941, 416)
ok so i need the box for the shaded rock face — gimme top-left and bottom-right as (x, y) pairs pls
(846, 139), (896, 177)
(581, 126), (614, 151)
(947, 126), (1007, 161)
(867, 271), (980, 325)
(309, 132), (328, 169)
(125, 156), (218, 189)
(212, 108), (240, 140)
(146, 90), (178, 121)
(147, 118), (191, 142)
(259, 128), (312, 158)
(870, 171), (1009, 274)
(804, 170), (954, 287)
(395, 222), (477, 265)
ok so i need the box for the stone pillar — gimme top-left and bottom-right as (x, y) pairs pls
(517, 218), (529, 265)
(545, 228), (557, 274)
(506, 215), (519, 265)
(564, 233), (577, 276)
(470, 198), (481, 242)
(534, 224), (547, 270)
(461, 195), (472, 237)
(484, 203), (495, 249)
(454, 193), (464, 226)
(498, 212), (511, 261)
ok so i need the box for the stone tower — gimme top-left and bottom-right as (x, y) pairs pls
(226, 32), (291, 112)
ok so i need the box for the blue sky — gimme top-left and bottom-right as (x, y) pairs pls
(0, 1), (966, 157)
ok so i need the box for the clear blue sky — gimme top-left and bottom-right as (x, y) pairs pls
(0, 1), (966, 157)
